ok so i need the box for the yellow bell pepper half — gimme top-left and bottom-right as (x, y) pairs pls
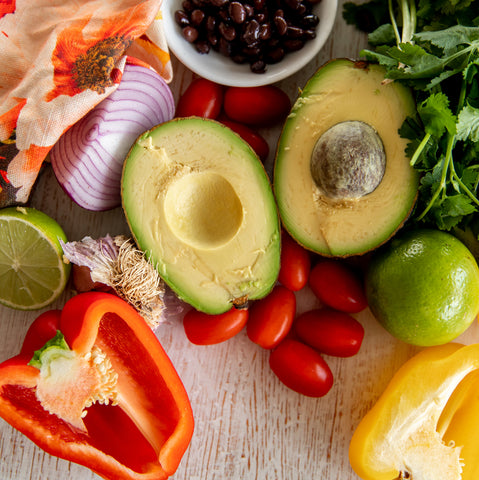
(349, 343), (479, 480)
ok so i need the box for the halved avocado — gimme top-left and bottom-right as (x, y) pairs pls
(121, 117), (280, 314)
(274, 59), (419, 257)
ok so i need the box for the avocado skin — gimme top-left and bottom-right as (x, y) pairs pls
(274, 59), (419, 257)
(122, 117), (280, 314)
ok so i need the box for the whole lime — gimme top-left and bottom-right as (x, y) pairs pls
(366, 229), (479, 346)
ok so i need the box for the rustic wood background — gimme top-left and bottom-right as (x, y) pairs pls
(2, 1), (478, 479)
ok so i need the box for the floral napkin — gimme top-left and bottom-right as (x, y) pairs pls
(0, 0), (172, 207)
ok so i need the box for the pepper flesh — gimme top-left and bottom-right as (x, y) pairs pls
(349, 343), (479, 480)
(0, 292), (194, 480)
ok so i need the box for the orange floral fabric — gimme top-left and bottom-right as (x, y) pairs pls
(0, 0), (172, 207)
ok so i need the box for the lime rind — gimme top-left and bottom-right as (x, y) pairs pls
(0, 208), (71, 310)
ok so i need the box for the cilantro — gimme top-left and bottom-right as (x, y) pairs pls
(344, 0), (479, 234)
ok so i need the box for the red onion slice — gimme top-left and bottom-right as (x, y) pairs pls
(51, 63), (175, 211)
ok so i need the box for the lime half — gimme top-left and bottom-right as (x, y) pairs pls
(0, 207), (71, 310)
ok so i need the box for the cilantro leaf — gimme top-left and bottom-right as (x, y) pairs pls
(414, 25), (479, 56)
(418, 93), (457, 137)
(456, 105), (479, 141)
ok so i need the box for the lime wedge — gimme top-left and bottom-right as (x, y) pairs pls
(0, 207), (71, 310)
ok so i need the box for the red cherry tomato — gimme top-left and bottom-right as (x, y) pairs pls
(223, 86), (291, 126)
(175, 78), (224, 119)
(247, 285), (296, 349)
(218, 116), (269, 162)
(309, 260), (368, 313)
(269, 339), (334, 397)
(294, 308), (365, 357)
(183, 307), (248, 345)
(278, 232), (311, 291)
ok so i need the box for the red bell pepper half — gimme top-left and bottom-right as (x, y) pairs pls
(0, 292), (194, 480)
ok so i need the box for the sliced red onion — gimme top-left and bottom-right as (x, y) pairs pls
(51, 63), (175, 211)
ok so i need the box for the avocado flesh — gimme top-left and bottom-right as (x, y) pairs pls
(274, 59), (419, 257)
(121, 117), (280, 314)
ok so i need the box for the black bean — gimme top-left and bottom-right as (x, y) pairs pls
(255, 12), (267, 23)
(265, 46), (285, 63)
(196, 40), (211, 53)
(207, 32), (219, 47)
(175, 10), (190, 27)
(182, 26), (199, 43)
(296, 3), (307, 15)
(259, 23), (272, 41)
(284, 0), (302, 9)
(251, 60), (266, 73)
(231, 54), (248, 64)
(244, 4), (255, 17)
(286, 26), (304, 38)
(283, 38), (305, 51)
(274, 15), (288, 36)
(243, 19), (260, 45)
(218, 37), (233, 56)
(176, 0), (321, 74)
(302, 14), (319, 28)
(219, 22), (237, 41)
(206, 15), (217, 31)
(230, 2), (247, 24)
(190, 9), (205, 26)
(181, 0), (194, 12)
(242, 45), (262, 57)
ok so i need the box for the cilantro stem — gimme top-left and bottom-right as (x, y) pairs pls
(450, 164), (479, 207)
(409, 132), (431, 166)
(389, 0), (416, 46)
(416, 134), (455, 221)
(389, 0), (402, 46)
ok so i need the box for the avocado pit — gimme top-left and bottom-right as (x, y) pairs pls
(164, 172), (243, 250)
(310, 120), (386, 200)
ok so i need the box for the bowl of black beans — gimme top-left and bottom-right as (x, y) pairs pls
(163, 0), (338, 86)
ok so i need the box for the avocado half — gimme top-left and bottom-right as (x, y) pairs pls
(121, 117), (280, 314)
(274, 59), (419, 257)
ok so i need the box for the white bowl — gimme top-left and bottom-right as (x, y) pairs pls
(162, 0), (338, 87)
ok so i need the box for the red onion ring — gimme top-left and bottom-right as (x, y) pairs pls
(51, 63), (175, 211)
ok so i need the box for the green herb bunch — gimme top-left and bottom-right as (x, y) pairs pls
(344, 0), (479, 235)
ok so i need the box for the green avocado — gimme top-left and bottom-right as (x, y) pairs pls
(274, 59), (419, 257)
(121, 117), (280, 314)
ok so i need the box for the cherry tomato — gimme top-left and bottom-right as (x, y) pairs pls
(294, 308), (365, 357)
(309, 260), (368, 313)
(278, 231), (311, 291)
(218, 116), (269, 161)
(269, 339), (334, 397)
(175, 78), (224, 119)
(223, 85), (291, 126)
(247, 285), (296, 349)
(183, 307), (248, 345)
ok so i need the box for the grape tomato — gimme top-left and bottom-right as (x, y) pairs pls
(294, 308), (365, 357)
(183, 307), (248, 345)
(247, 285), (296, 349)
(278, 232), (311, 291)
(175, 78), (224, 119)
(223, 85), (291, 126)
(309, 260), (368, 313)
(219, 116), (270, 162)
(269, 339), (334, 397)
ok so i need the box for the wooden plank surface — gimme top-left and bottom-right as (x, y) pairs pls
(1, 2), (479, 479)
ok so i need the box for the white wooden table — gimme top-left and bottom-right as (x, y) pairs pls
(2, 2), (479, 479)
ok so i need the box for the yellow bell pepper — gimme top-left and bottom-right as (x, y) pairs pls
(349, 343), (479, 480)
